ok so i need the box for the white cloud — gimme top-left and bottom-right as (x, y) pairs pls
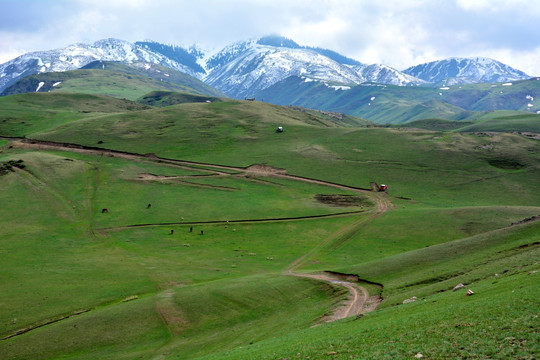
(0, 0), (539, 76)
(479, 47), (540, 76)
(457, 0), (540, 13)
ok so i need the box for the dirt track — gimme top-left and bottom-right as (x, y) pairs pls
(9, 138), (390, 323)
(293, 272), (377, 322)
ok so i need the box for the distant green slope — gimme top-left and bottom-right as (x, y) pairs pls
(405, 111), (540, 133)
(257, 76), (540, 125)
(1, 61), (225, 100)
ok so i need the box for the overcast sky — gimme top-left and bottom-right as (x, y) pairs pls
(1, 0), (539, 75)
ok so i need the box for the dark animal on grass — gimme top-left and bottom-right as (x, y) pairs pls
(190, 226), (193, 233)
(101, 208), (108, 213)
(147, 203), (152, 209)
(170, 229), (174, 235)
(200, 230), (204, 235)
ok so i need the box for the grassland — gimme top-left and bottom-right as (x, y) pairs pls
(0, 91), (538, 359)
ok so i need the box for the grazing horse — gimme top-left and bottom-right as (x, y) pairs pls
(101, 208), (109, 213)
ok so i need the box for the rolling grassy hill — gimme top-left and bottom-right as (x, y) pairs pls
(0, 92), (151, 137)
(0, 87), (538, 359)
(0, 61), (225, 100)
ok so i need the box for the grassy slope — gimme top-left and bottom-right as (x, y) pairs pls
(0, 92), (150, 137)
(405, 111), (540, 133)
(0, 94), (539, 359)
(0, 147), (367, 359)
(2, 274), (344, 360)
(137, 90), (224, 107)
(201, 266), (539, 360)
(257, 76), (540, 124)
(1, 61), (225, 100)
(22, 100), (539, 207)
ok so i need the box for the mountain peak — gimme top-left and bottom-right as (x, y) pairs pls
(256, 35), (301, 48)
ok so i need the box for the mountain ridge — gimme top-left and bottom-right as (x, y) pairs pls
(403, 57), (530, 85)
(0, 36), (532, 99)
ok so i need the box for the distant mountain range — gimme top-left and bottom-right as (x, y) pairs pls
(403, 57), (530, 85)
(0, 35), (532, 98)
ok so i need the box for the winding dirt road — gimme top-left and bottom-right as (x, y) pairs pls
(294, 272), (370, 321)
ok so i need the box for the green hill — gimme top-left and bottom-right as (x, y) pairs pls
(405, 111), (540, 133)
(257, 76), (540, 125)
(0, 92), (150, 137)
(0, 84), (538, 359)
(1, 61), (225, 100)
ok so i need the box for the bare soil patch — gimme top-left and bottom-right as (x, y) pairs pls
(245, 164), (287, 177)
(137, 173), (239, 191)
(315, 194), (371, 207)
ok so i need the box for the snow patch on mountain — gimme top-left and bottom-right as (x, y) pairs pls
(327, 85), (351, 91)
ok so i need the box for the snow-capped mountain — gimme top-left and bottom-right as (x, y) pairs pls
(403, 57), (530, 85)
(353, 63), (426, 86)
(203, 36), (424, 98)
(0, 39), (205, 93)
(0, 36), (533, 97)
(204, 39), (363, 98)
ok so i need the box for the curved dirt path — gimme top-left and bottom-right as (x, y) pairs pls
(294, 272), (370, 322)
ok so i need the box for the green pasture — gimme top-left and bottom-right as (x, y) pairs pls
(1, 91), (539, 359)
(0, 148), (366, 337)
(12, 99), (536, 209)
